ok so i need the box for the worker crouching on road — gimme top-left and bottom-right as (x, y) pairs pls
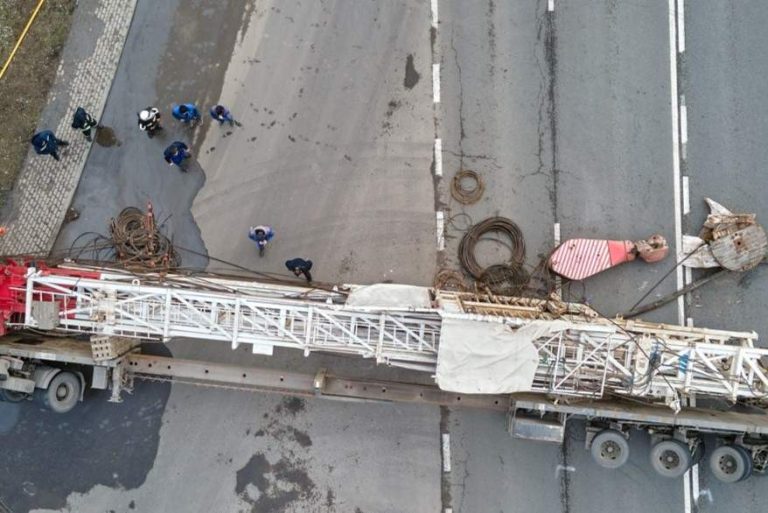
(71, 107), (99, 142)
(210, 104), (235, 126)
(172, 103), (201, 125)
(163, 141), (191, 171)
(285, 258), (313, 283)
(31, 130), (69, 161)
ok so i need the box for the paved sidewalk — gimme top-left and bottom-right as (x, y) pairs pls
(0, 0), (138, 256)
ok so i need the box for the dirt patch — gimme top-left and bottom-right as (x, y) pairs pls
(0, 0), (77, 205)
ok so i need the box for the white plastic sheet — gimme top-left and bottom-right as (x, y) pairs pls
(345, 284), (432, 309)
(435, 318), (567, 394)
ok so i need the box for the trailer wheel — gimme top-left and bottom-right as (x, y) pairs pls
(36, 371), (80, 414)
(591, 430), (630, 469)
(650, 439), (692, 478)
(0, 389), (28, 402)
(709, 445), (753, 483)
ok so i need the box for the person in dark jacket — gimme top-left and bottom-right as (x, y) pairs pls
(163, 141), (191, 170)
(285, 258), (313, 282)
(71, 107), (98, 141)
(31, 130), (69, 161)
(171, 103), (201, 125)
(210, 104), (235, 126)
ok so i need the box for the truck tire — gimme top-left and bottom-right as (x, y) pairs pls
(591, 429), (630, 469)
(36, 371), (80, 414)
(709, 445), (753, 483)
(0, 389), (27, 402)
(650, 439), (692, 478)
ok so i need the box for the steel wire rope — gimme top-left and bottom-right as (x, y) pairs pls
(458, 217), (526, 279)
(626, 241), (706, 313)
(450, 169), (485, 205)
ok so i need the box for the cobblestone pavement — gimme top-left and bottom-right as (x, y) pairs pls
(0, 0), (137, 256)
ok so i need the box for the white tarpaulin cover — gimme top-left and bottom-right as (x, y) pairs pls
(436, 318), (570, 394)
(345, 284), (432, 309)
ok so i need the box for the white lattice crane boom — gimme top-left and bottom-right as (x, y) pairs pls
(1, 262), (767, 407)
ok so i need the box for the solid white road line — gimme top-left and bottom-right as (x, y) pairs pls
(434, 138), (443, 176)
(668, 0), (685, 326)
(431, 0), (439, 28)
(676, 0), (686, 53)
(548, 0), (554, 13)
(692, 463), (701, 506)
(682, 175), (690, 214)
(683, 468), (692, 513)
(680, 101), (688, 161)
(554, 223), (562, 296)
(442, 433), (451, 472)
(436, 211), (445, 251)
(433, 63), (441, 103)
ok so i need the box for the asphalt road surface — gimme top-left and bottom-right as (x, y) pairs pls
(681, 1), (768, 511)
(1, 1), (766, 512)
(440, 2), (681, 512)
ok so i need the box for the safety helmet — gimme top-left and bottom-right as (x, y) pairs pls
(139, 109), (152, 121)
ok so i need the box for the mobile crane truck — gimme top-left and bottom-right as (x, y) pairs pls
(1, 260), (767, 483)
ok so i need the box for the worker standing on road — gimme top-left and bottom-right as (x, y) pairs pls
(30, 130), (69, 161)
(285, 258), (313, 283)
(163, 141), (191, 171)
(172, 103), (201, 125)
(71, 107), (99, 142)
(210, 104), (235, 126)
(248, 225), (274, 256)
(138, 107), (162, 136)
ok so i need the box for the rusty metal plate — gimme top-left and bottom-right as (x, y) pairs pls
(710, 224), (768, 271)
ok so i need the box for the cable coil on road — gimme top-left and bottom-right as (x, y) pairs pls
(433, 268), (468, 291)
(450, 169), (485, 205)
(459, 216), (526, 279)
(109, 206), (180, 269)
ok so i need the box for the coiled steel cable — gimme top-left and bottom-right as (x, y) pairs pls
(433, 268), (468, 291)
(109, 207), (180, 269)
(450, 169), (485, 205)
(458, 217), (526, 279)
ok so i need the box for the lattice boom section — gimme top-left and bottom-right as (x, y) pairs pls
(23, 275), (441, 370)
(528, 323), (768, 402)
(18, 273), (768, 401)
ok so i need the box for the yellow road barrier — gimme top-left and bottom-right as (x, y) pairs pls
(0, 0), (47, 81)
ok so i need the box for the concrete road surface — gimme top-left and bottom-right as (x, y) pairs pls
(192, 0), (436, 286)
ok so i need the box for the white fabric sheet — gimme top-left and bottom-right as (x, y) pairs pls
(435, 318), (569, 394)
(345, 284), (432, 309)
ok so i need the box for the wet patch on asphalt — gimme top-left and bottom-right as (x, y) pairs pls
(0, 343), (172, 512)
(236, 452), (317, 512)
(155, 0), (257, 156)
(94, 126), (120, 147)
(236, 396), (319, 512)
